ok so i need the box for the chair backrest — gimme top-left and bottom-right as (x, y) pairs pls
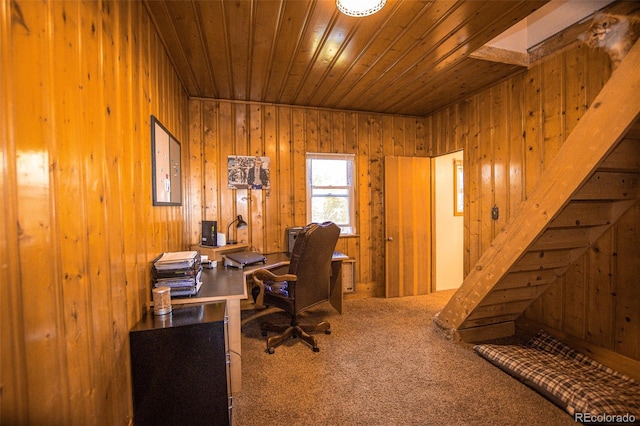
(288, 222), (340, 311)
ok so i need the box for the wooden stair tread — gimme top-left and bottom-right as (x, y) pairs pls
(529, 227), (592, 250)
(572, 171), (640, 201)
(494, 269), (566, 290)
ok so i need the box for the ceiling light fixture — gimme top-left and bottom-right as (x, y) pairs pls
(336, 0), (386, 17)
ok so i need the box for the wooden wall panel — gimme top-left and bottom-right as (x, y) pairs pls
(53, 2), (89, 421)
(464, 98), (478, 273)
(1, 0), (189, 423)
(508, 75), (525, 216)
(188, 101), (429, 297)
(10, 2), (67, 423)
(358, 113), (376, 289)
(615, 202), (640, 357)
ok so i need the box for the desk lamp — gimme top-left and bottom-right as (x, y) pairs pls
(227, 215), (248, 245)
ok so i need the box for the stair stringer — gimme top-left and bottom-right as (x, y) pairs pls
(434, 41), (640, 342)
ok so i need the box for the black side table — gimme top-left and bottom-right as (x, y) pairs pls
(129, 302), (231, 425)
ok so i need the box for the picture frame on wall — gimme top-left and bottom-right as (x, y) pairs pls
(453, 159), (463, 216)
(151, 115), (182, 206)
(227, 155), (271, 190)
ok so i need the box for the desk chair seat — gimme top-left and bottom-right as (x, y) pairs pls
(252, 222), (340, 354)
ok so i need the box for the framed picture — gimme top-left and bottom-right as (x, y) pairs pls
(227, 155), (271, 189)
(151, 115), (182, 206)
(453, 159), (463, 216)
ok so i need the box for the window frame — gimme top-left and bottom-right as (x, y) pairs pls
(306, 152), (356, 236)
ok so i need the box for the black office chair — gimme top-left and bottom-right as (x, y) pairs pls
(252, 222), (340, 353)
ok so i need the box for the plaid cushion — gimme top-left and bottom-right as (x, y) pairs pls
(474, 330), (640, 417)
(528, 330), (619, 375)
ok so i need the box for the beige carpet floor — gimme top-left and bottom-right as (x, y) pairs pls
(232, 290), (574, 425)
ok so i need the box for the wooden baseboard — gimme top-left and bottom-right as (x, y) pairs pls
(349, 281), (382, 298)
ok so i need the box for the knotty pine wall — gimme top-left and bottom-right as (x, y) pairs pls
(431, 39), (639, 359)
(2, 1), (188, 424)
(187, 100), (437, 297)
(3, 1), (638, 424)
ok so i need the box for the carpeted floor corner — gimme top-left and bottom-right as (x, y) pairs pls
(232, 290), (573, 425)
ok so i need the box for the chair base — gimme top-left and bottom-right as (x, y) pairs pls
(260, 320), (330, 354)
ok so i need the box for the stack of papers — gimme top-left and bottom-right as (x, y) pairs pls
(154, 251), (198, 270)
(152, 251), (202, 297)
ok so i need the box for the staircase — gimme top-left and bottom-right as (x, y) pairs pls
(434, 41), (640, 343)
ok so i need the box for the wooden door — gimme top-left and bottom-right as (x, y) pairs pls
(384, 156), (432, 297)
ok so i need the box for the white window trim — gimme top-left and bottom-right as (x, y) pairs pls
(306, 152), (356, 235)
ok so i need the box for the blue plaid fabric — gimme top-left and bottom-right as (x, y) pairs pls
(264, 280), (289, 297)
(474, 330), (640, 417)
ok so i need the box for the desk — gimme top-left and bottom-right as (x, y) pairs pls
(162, 252), (346, 394)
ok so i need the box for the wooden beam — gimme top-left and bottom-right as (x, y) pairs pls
(470, 45), (529, 67)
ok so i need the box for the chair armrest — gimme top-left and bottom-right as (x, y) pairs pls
(252, 269), (297, 307)
(253, 268), (297, 284)
(251, 274), (266, 308)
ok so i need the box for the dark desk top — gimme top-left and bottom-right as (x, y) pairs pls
(167, 252), (291, 306)
(132, 301), (227, 331)
(165, 251), (346, 307)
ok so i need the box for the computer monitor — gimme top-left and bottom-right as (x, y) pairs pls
(285, 226), (304, 256)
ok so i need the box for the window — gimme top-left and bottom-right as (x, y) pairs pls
(306, 153), (356, 235)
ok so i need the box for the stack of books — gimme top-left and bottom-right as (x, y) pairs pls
(152, 251), (202, 297)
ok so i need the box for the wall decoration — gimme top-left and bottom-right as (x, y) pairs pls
(454, 159), (463, 216)
(228, 155), (270, 189)
(151, 115), (182, 206)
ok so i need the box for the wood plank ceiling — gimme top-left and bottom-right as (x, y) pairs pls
(144, 0), (549, 116)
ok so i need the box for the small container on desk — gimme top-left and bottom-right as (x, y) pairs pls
(151, 286), (172, 315)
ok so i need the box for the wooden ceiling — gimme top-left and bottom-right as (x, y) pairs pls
(145, 0), (549, 116)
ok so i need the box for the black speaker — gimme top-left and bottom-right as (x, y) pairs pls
(202, 220), (217, 246)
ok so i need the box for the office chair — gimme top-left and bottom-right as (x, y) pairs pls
(252, 222), (340, 353)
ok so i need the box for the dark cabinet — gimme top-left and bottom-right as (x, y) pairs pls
(129, 302), (231, 425)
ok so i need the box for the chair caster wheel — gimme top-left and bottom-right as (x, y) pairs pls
(313, 347), (320, 352)
(325, 330), (331, 335)
(267, 347), (275, 354)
